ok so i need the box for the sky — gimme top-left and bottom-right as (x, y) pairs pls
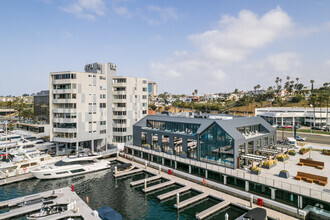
(0, 0), (330, 96)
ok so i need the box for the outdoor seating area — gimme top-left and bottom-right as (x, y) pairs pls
(295, 171), (328, 186)
(298, 158), (325, 170)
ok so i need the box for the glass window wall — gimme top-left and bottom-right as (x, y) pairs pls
(199, 124), (234, 168)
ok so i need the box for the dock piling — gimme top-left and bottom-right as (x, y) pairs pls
(225, 213), (229, 220)
(176, 193), (180, 207)
(250, 195), (253, 208)
(144, 179), (147, 191)
(115, 166), (117, 176)
(158, 165), (161, 174)
(145, 161), (147, 169)
(5, 170), (8, 179)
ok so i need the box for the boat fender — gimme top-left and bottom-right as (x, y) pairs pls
(92, 210), (99, 217)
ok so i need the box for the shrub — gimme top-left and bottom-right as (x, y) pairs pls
(251, 166), (261, 172)
(288, 149), (296, 154)
(299, 148), (310, 154)
(263, 160), (276, 166)
(322, 149), (330, 155)
(276, 154), (289, 160)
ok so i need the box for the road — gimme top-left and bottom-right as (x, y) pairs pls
(277, 130), (330, 145)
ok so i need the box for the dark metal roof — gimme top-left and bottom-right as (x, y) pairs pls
(134, 115), (275, 139)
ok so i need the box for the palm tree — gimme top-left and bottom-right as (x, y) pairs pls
(310, 80), (315, 92)
(310, 80), (316, 127)
(194, 89), (198, 97)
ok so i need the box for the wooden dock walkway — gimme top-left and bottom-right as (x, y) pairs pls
(0, 173), (34, 186)
(174, 193), (209, 209)
(114, 168), (143, 178)
(195, 201), (230, 219)
(157, 186), (191, 200)
(130, 175), (162, 187)
(0, 187), (100, 220)
(142, 180), (175, 193)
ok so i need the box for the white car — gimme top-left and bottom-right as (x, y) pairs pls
(295, 136), (306, 141)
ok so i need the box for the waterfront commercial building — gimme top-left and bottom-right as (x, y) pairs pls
(255, 107), (330, 127)
(33, 90), (49, 123)
(132, 115), (276, 169)
(50, 62), (148, 152)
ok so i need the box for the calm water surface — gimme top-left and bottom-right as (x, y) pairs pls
(0, 162), (246, 219)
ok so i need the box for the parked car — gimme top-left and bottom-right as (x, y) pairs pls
(295, 136), (306, 141)
(284, 125), (292, 129)
(312, 126), (323, 130)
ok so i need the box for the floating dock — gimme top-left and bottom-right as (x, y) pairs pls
(0, 173), (35, 186)
(130, 175), (162, 187)
(142, 180), (175, 193)
(195, 201), (230, 220)
(113, 168), (143, 178)
(157, 186), (191, 200)
(0, 187), (100, 220)
(174, 193), (209, 209)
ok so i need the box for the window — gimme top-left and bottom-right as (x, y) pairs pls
(100, 86), (106, 90)
(113, 111), (126, 116)
(143, 87), (147, 92)
(100, 129), (106, 134)
(113, 119), (126, 124)
(100, 103), (106, 108)
(100, 76), (106, 80)
(113, 78), (126, 83)
(100, 94), (106, 99)
(100, 121), (106, 125)
(117, 103), (126, 107)
(143, 103), (147, 107)
(113, 95), (126, 99)
(143, 110), (147, 114)
(142, 95), (147, 99)
(113, 127), (127, 132)
(142, 80), (147, 84)
(114, 87), (126, 91)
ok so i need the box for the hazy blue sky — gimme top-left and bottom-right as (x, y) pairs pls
(1, 0), (330, 96)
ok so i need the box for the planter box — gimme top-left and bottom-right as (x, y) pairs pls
(322, 152), (330, 156)
(155, 148), (161, 152)
(300, 150), (309, 155)
(288, 152), (296, 156)
(262, 163), (277, 169)
(279, 170), (290, 178)
(167, 151), (173, 155)
(179, 154), (187, 158)
(145, 147), (151, 150)
(251, 170), (261, 175)
(277, 157), (289, 162)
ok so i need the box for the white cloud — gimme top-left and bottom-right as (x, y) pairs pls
(150, 7), (295, 93)
(267, 52), (301, 72)
(136, 5), (178, 26)
(60, 0), (106, 20)
(113, 6), (132, 18)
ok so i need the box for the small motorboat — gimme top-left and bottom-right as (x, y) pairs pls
(26, 201), (66, 219)
(97, 206), (122, 220)
(243, 207), (267, 220)
(113, 163), (134, 174)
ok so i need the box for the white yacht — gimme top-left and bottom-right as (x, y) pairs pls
(0, 149), (62, 180)
(31, 155), (110, 179)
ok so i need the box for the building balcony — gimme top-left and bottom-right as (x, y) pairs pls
(52, 109), (76, 114)
(112, 82), (126, 87)
(113, 91), (126, 95)
(53, 89), (77, 94)
(53, 137), (77, 143)
(112, 99), (126, 103)
(53, 127), (77, 133)
(52, 99), (76, 104)
(112, 115), (127, 120)
(52, 79), (75, 84)
(53, 118), (77, 123)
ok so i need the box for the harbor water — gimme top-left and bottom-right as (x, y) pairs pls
(0, 161), (247, 219)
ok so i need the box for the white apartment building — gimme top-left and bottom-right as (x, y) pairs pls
(50, 62), (148, 153)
